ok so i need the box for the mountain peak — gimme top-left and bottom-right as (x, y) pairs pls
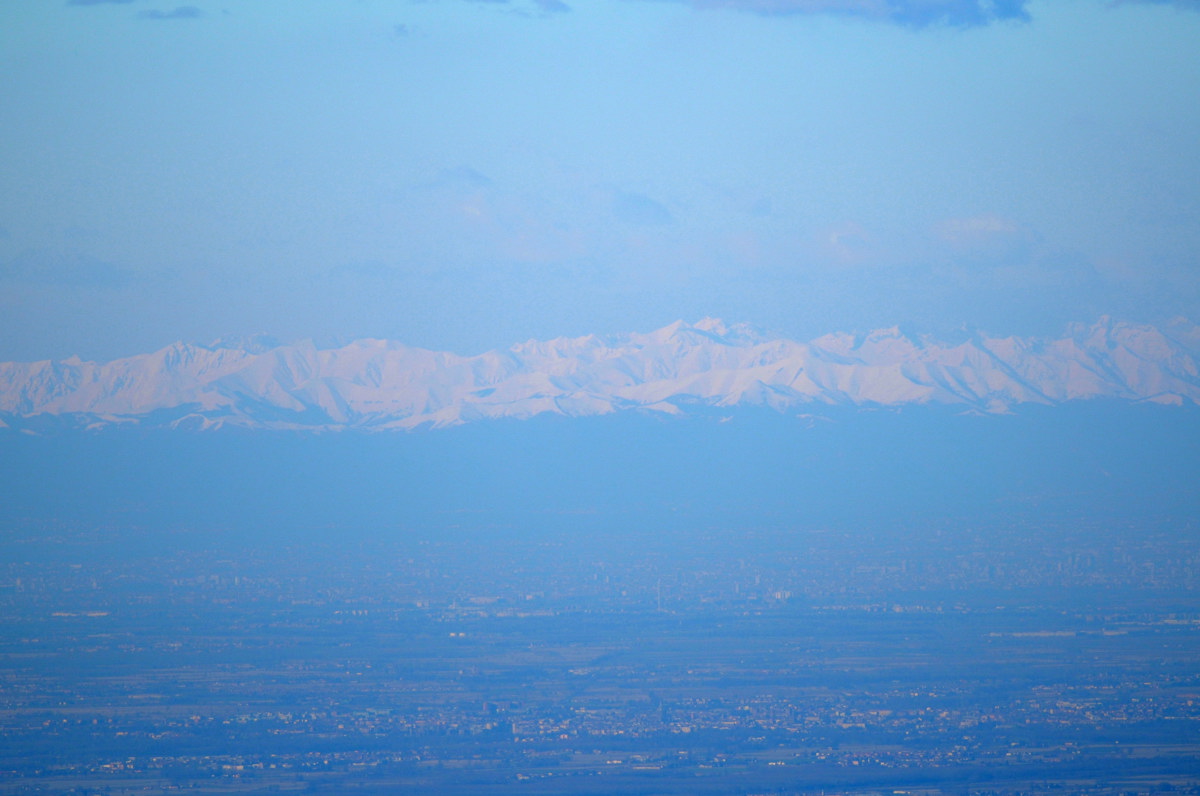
(639, 318), (769, 348)
(2, 318), (1197, 432)
(693, 317), (729, 334)
(206, 334), (282, 354)
(1165, 317), (1200, 353)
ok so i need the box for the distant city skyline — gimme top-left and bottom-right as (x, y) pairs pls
(2, 0), (1198, 361)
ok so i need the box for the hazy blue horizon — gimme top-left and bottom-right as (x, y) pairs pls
(4, 3), (1200, 792)
(3, 0), (1199, 361)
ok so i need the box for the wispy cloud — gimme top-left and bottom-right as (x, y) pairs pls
(612, 191), (674, 226)
(657, 0), (1031, 27)
(929, 214), (1042, 275)
(435, 166), (493, 191)
(817, 221), (876, 265)
(1114, 0), (1200, 10)
(452, 0), (571, 16)
(328, 261), (401, 282)
(935, 213), (1032, 250)
(0, 251), (135, 289)
(139, 6), (203, 20)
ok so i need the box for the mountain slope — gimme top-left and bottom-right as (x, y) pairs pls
(1, 317), (1198, 431)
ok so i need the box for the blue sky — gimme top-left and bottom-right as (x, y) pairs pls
(1, 0), (1198, 360)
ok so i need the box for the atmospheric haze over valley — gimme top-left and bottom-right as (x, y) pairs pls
(4, 0), (1200, 792)
(4, 316), (1200, 794)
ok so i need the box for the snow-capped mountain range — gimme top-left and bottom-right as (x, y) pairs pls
(2, 317), (1199, 431)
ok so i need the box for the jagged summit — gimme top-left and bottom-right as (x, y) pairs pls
(205, 333), (283, 354)
(1, 318), (1197, 431)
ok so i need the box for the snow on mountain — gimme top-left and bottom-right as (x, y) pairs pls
(1, 318), (1198, 431)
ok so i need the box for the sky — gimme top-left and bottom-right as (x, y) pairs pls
(1, 0), (1198, 361)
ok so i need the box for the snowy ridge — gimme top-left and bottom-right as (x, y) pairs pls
(1, 317), (1198, 431)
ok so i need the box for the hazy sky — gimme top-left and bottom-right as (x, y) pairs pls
(1, 0), (1198, 360)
